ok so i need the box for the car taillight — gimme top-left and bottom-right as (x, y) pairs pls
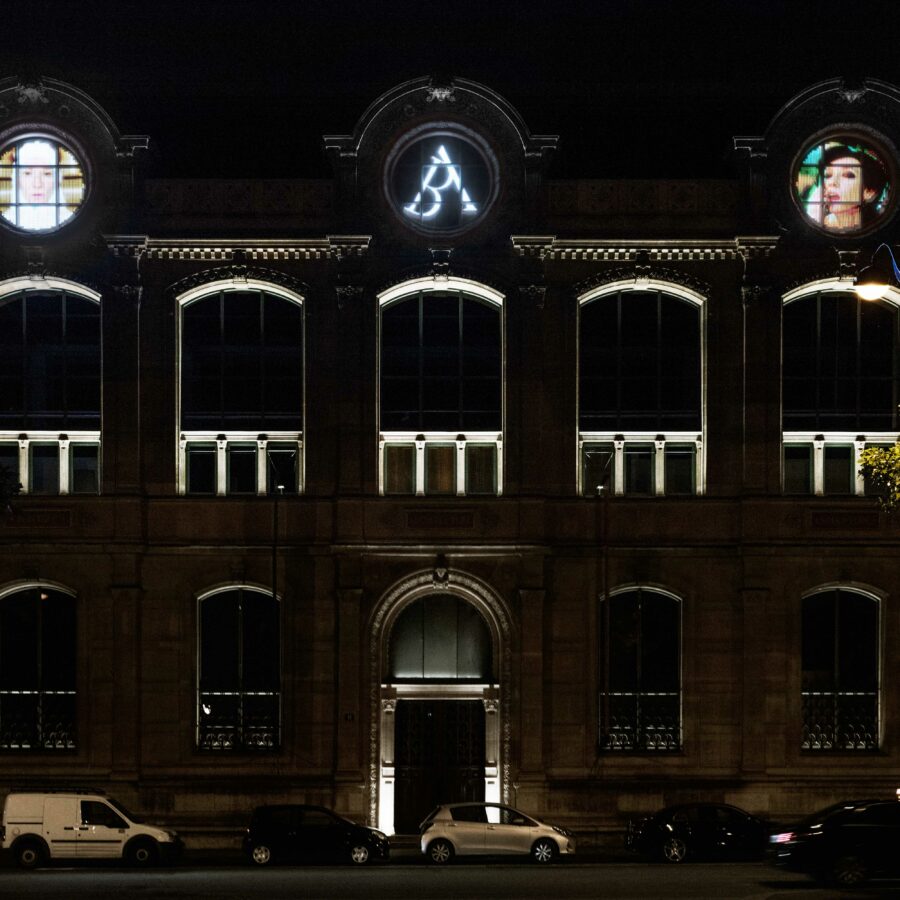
(421, 822), (433, 833)
(770, 831), (794, 843)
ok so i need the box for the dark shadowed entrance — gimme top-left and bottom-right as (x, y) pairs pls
(386, 593), (493, 834)
(394, 699), (485, 833)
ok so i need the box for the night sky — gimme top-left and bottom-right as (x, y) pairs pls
(11, 0), (900, 180)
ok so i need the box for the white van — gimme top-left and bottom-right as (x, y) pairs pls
(2, 790), (182, 868)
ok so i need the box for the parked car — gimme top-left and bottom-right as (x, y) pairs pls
(419, 802), (575, 863)
(625, 802), (768, 863)
(769, 798), (900, 887)
(243, 804), (389, 866)
(1, 789), (182, 868)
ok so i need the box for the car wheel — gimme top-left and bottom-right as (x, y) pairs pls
(427, 838), (454, 864)
(14, 839), (46, 869)
(661, 836), (688, 863)
(349, 843), (370, 865)
(531, 838), (558, 863)
(126, 838), (159, 867)
(831, 853), (868, 887)
(250, 843), (274, 866)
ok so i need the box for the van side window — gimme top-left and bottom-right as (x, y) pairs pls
(81, 801), (127, 829)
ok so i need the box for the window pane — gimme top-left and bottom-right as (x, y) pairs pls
(582, 444), (614, 498)
(624, 445), (653, 495)
(30, 444), (59, 494)
(824, 445), (853, 495)
(381, 292), (500, 432)
(784, 445), (812, 494)
(227, 444), (257, 494)
(664, 445), (695, 495)
(200, 591), (240, 690)
(384, 444), (415, 495)
(242, 591), (279, 691)
(187, 445), (216, 494)
(71, 444), (99, 494)
(580, 292), (700, 432)
(0, 444), (19, 492)
(266, 444), (298, 494)
(465, 444), (496, 495)
(425, 444), (455, 495)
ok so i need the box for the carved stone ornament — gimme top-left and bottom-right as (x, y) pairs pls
(837, 85), (867, 104)
(335, 284), (363, 311)
(15, 83), (49, 107)
(519, 284), (546, 309)
(167, 264), (305, 300)
(432, 557), (450, 589)
(425, 86), (457, 104)
(740, 284), (770, 306)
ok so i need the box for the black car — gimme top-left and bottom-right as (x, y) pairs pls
(243, 804), (390, 866)
(626, 802), (768, 863)
(770, 798), (900, 887)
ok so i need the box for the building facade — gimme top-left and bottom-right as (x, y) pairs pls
(1, 74), (900, 842)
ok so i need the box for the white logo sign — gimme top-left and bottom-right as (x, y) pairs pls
(404, 144), (478, 220)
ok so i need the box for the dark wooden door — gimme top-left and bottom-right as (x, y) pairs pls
(393, 699), (485, 834)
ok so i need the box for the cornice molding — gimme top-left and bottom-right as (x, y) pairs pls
(512, 236), (779, 262)
(104, 235), (370, 262)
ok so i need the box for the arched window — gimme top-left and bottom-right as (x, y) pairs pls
(179, 282), (303, 495)
(197, 587), (280, 750)
(0, 280), (101, 495)
(379, 277), (503, 496)
(801, 588), (878, 751)
(782, 286), (900, 495)
(0, 585), (76, 749)
(386, 594), (493, 682)
(600, 587), (681, 751)
(579, 285), (703, 497)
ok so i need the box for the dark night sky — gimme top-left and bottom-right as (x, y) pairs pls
(10, 0), (900, 180)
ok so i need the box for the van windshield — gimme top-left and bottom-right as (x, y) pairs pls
(107, 797), (143, 824)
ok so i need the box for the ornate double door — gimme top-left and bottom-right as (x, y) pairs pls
(393, 698), (485, 834)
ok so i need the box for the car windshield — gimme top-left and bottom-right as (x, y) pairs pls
(107, 797), (143, 824)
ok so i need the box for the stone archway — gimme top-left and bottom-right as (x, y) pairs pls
(368, 569), (512, 834)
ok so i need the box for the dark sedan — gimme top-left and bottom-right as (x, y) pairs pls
(770, 798), (900, 887)
(243, 804), (390, 866)
(626, 802), (768, 863)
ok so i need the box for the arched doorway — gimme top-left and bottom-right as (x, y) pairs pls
(369, 571), (511, 834)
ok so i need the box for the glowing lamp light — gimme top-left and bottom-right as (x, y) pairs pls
(855, 243), (900, 300)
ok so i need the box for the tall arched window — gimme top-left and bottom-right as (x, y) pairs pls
(579, 284), (703, 497)
(600, 587), (681, 751)
(0, 279), (101, 495)
(179, 281), (303, 495)
(197, 587), (280, 750)
(782, 285), (900, 495)
(379, 277), (503, 496)
(0, 585), (77, 749)
(801, 587), (878, 751)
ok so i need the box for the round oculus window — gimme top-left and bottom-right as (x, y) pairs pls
(388, 132), (495, 235)
(0, 135), (87, 233)
(793, 134), (893, 235)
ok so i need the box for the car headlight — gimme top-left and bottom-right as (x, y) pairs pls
(373, 830), (387, 841)
(552, 826), (572, 837)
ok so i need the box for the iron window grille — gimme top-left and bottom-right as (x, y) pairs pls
(600, 588), (681, 751)
(801, 588), (879, 751)
(0, 586), (76, 750)
(197, 588), (281, 751)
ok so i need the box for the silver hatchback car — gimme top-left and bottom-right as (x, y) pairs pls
(420, 802), (576, 863)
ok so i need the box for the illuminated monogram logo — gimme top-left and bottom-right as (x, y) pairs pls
(404, 144), (478, 221)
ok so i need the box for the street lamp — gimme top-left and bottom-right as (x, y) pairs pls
(855, 243), (900, 300)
